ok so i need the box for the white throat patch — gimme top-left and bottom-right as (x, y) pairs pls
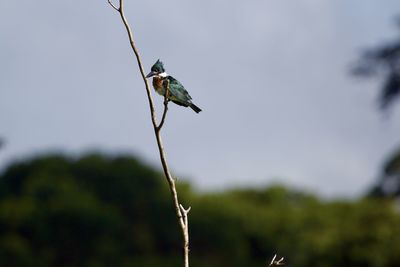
(158, 72), (168, 78)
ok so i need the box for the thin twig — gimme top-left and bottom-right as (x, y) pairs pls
(107, 0), (119, 11)
(157, 85), (170, 131)
(268, 254), (284, 266)
(157, 99), (169, 131)
(108, 1), (190, 267)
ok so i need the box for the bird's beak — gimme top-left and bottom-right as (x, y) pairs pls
(146, 71), (157, 78)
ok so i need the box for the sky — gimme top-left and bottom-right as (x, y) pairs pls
(1, 0), (400, 198)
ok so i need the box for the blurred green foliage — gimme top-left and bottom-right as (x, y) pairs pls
(0, 153), (399, 267)
(369, 147), (400, 197)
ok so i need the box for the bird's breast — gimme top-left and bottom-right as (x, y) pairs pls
(152, 77), (165, 96)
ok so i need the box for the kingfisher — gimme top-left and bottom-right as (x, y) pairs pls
(145, 60), (202, 113)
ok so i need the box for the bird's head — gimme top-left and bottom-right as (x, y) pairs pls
(146, 59), (166, 78)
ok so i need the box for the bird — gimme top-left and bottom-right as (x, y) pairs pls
(145, 60), (202, 113)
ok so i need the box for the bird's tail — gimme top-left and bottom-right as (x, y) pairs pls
(190, 103), (202, 113)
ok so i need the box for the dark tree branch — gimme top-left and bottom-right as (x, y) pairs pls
(157, 86), (170, 131)
(352, 21), (400, 110)
(107, 0), (119, 11)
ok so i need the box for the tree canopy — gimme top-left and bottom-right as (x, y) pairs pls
(353, 17), (400, 110)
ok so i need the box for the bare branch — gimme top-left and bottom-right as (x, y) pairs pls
(179, 204), (191, 226)
(107, 0), (119, 11)
(179, 204), (191, 267)
(108, 1), (190, 266)
(157, 85), (170, 131)
(157, 100), (169, 131)
(268, 254), (285, 266)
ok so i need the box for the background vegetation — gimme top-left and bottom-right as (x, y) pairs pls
(0, 153), (399, 267)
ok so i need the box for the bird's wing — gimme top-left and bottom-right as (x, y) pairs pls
(165, 76), (192, 103)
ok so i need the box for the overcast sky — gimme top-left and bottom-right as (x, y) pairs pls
(1, 0), (400, 197)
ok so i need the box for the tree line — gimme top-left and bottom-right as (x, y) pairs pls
(0, 153), (399, 267)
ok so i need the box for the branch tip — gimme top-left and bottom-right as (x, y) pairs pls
(179, 204), (191, 214)
(107, 0), (119, 11)
(268, 254), (284, 266)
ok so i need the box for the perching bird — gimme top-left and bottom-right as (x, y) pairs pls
(146, 60), (202, 113)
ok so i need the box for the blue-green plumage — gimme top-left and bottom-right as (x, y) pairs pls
(146, 60), (202, 113)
